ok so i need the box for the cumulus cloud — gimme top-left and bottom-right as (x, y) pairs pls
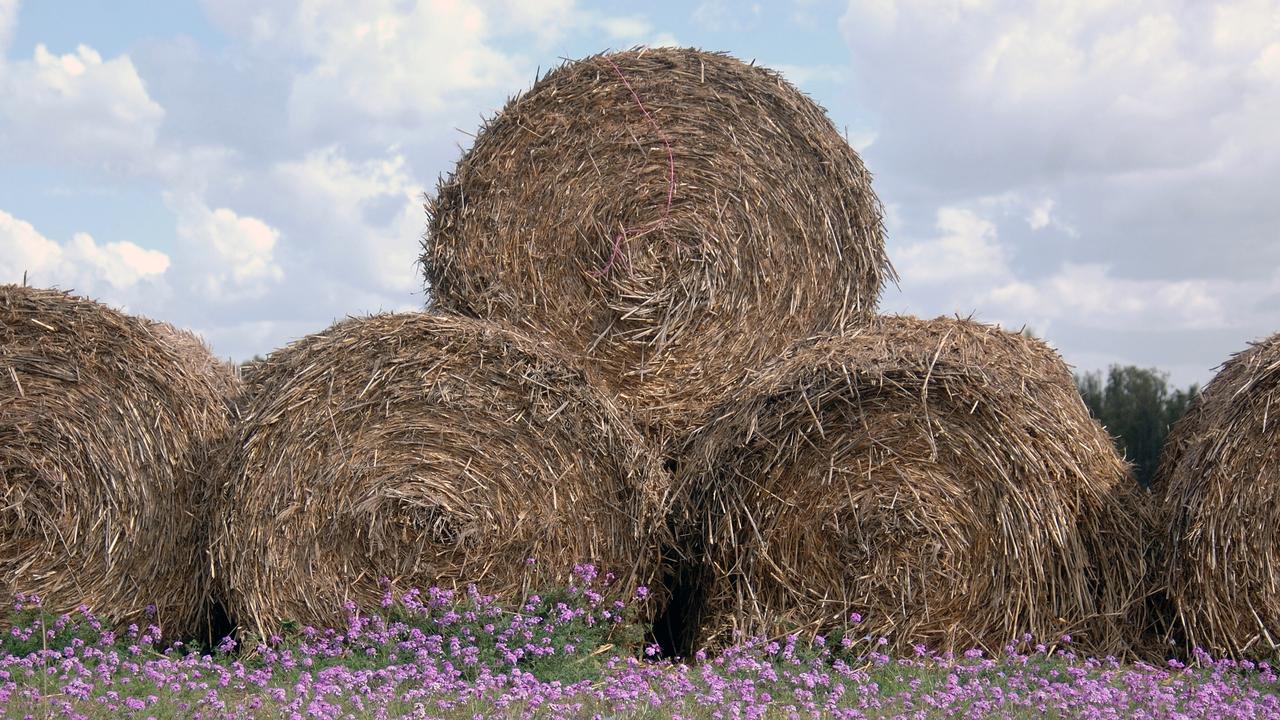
(893, 207), (1008, 285)
(63, 233), (171, 289)
(195, 0), (682, 147)
(838, 0), (1280, 242)
(773, 63), (847, 87)
(1026, 199), (1053, 231)
(0, 43), (164, 170)
(648, 32), (681, 48)
(0, 208), (169, 293)
(840, 1), (1274, 187)
(886, 202), (1278, 339)
(845, 0), (1280, 381)
(199, 0), (569, 145)
(0, 0), (17, 58)
(692, 0), (763, 31)
(985, 264), (1233, 332)
(170, 196), (284, 300)
(270, 147), (424, 293)
(598, 15), (653, 40)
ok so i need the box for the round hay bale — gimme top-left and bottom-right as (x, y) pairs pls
(0, 285), (237, 636)
(679, 316), (1147, 655)
(424, 47), (891, 435)
(150, 322), (241, 400)
(1156, 333), (1280, 657)
(213, 312), (671, 637)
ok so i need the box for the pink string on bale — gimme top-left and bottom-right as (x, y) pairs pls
(590, 55), (677, 278)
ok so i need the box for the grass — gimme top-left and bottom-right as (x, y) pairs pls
(1, 578), (1277, 719)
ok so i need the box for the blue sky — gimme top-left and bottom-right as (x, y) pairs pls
(2, 0), (1278, 386)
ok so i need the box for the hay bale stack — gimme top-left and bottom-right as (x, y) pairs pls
(213, 312), (670, 637)
(679, 316), (1146, 655)
(1156, 333), (1280, 657)
(0, 285), (237, 636)
(425, 47), (891, 435)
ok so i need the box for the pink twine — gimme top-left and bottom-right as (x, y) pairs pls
(590, 56), (677, 277)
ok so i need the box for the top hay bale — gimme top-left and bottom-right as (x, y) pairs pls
(1156, 332), (1280, 658)
(0, 285), (237, 636)
(679, 316), (1147, 655)
(212, 312), (670, 638)
(424, 47), (891, 435)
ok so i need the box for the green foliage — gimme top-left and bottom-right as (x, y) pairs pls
(1075, 365), (1199, 487)
(516, 586), (646, 683)
(248, 581), (646, 686)
(0, 608), (107, 657)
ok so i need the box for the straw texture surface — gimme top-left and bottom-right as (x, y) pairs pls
(1156, 332), (1280, 657)
(0, 285), (237, 636)
(679, 316), (1147, 655)
(213, 312), (670, 637)
(425, 47), (891, 435)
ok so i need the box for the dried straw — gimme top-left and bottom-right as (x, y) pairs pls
(1155, 332), (1280, 657)
(424, 47), (892, 436)
(678, 316), (1147, 655)
(212, 312), (670, 638)
(150, 322), (242, 401)
(0, 285), (237, 636)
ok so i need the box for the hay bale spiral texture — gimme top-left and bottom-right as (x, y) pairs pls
(680, 316), (1146, 655)
(0, 285), (237, 636)
(425, 47), (891, 435)
(1156, 332), (1280, 657)
(213, 313), (670, 637)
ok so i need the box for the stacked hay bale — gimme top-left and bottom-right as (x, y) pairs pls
(0, 285), (237, 636)
(212, 312), (670, 637)
(420, 46), (1150, 654)
(1155, 333), (1280, 658)
(677, 316), (1147, 655)
(424, 47), (891, 437)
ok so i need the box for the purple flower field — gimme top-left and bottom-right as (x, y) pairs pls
(1, 567), (1277, 719)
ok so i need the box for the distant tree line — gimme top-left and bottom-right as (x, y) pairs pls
(1075, 366), (1199, 488)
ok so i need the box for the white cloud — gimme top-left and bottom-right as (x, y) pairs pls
(0, 209), (169, 292)
(0, 43), (164, 169)
(1211, 0), (1280, 55)
(0, 0), (18, 58)
(170, 196), (284, 300)
(63, 232), (170, 289)
(200, 0), (551, 139)
(271, 147), (424, 293)
(288, 7), (520, 132)
(0, 210), (61, 281)
(648, 33), (681, 49)
(488, 0), (577, 43)
(886, 202), (1279, 336)
(985, 264), (1234, 332)
(893, 206), (1008, 285)
(845, 0), (1280, 382)
(840, 0), (1280, 186)
(692, 0), (763, 31)
(1026, 198), (1054, 230)
(773, 63), (847, 87)
(847, 129), (877, 153)
(598, 16), (651, 40)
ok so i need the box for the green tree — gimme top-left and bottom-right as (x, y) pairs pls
(1074, 365), (1199, 488)
(1078, 370), (1104, 419)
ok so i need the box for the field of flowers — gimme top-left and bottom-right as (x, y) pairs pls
(1, 567), (1276, 720)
